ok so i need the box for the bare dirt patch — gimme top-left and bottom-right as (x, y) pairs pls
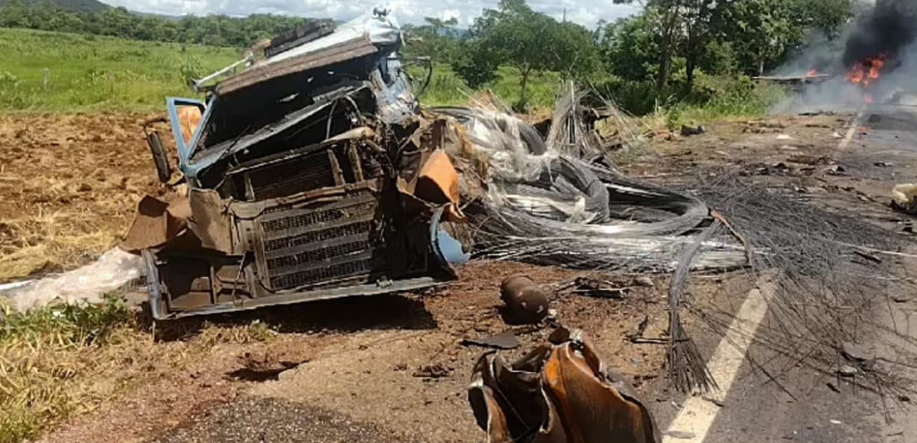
(0, 113), (167, 282)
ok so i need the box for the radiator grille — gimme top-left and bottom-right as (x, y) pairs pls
(271, 259), (374, 291)
(260, 202), (377, 236)
(247, 151), (335, 200)
(253, 188), (383, 291)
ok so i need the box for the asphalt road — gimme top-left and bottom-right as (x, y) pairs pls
(654, 105), (917, 443)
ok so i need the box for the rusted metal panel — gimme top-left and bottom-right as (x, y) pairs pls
(328, 149), (346, 186)
(347, 145), (365, 182)
(216, 36), (379, 96)
(188, 189), (233, 253)
(243, 149), (337, 200)
(264, 20), (336, 58)
(230, 181), (378, 219)
(153, 274), (442, 319)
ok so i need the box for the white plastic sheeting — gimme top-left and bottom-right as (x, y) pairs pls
(1, 248), (144, 313)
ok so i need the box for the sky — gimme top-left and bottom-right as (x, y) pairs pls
(101, 0), (642, 29)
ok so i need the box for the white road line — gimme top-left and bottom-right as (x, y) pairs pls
(837, 108), (864, 152)
(663, 280), (775, 443)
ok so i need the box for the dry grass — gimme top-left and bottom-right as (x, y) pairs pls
(0, 298), (140, 443)
(195, 321), (277, 347)
(0, 298), (276, 443)
(0, 211), (119, 282)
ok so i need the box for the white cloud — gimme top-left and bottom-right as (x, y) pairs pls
(100, 0), (641, 29)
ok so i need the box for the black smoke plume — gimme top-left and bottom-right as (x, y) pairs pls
(843, 0), (917, 67)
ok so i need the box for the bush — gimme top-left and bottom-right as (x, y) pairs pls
(591, 76), (675, 116)
(591, 71), (786, 119)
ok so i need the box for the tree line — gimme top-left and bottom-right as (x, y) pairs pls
(403, 0), (854, 112)
(0, 0), (310, 47)
(1, 0), (856, 113)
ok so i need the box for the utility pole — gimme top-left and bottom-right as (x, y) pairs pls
(562, 7), (566, 23)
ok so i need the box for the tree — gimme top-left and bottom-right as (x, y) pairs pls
(403, 16), (460, 62)
(610, 0), (853, 89)
(598, 15), (659, 82)
(455, 0), (599, 109)
(0, 3), (313, 48)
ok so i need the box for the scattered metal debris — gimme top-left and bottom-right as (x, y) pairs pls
(461, 330), (520, 350)
(499, 275), (550, 324)
(841, 342), (876, 364)
(694, 171), (915, 396)
(568, 276), (629, 299)
(468, 327), (661, 443)
(228, 351), (304, 382)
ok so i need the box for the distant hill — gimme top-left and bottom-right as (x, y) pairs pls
(0, 0), (111, 13)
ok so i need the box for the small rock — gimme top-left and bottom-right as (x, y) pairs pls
(841, 342), (875, 363)
(634, 276), (655, 288)
(413, 364), (453, 379)
(838, 365), (858, 377)
(680, 125), (705, 136)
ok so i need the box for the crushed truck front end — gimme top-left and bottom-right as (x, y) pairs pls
(131, 11), (467, 320)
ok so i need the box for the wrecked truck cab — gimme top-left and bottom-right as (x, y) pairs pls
(132, 12), (468, 320)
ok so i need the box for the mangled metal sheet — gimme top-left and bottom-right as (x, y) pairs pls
(262, 11), (402, 65)
(216, 36), (378, 96)
(469, 327), (661, 443)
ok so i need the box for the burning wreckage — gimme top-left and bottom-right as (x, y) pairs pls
(129, 11), (747, 321)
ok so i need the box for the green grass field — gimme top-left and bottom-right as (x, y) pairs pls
(415, 64), (560, 109)
(0, 28), (239, 112)
(0, 27), (563, 113)
(0, 26), (781, 121)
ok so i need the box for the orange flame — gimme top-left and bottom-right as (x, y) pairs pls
(846, 54), (886, 88)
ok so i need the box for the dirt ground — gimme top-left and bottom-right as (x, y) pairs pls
(0, 113), (168, 282)
(6, 109), (911, 442)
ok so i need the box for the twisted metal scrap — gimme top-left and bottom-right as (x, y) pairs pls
(435, 88), (747, 393)
(689, 170), (917, 399)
